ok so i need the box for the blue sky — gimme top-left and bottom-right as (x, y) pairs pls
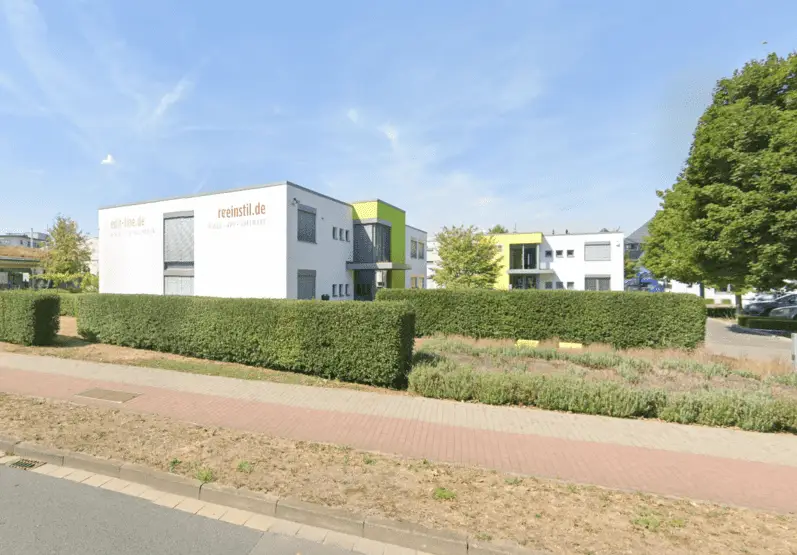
(1, 0), (795, 238)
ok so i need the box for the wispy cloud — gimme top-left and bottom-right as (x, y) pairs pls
(346, 108), (359, 123)
(100, 154), (115, 165)
(151, 77), (192, 122)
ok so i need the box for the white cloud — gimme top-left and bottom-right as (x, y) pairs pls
(346, 108), (359, 123)
(100, 154), (115, 165)
(152, 77), (192, 121)
(379, 123), (398, 147)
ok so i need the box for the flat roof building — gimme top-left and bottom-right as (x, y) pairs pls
(98, 181), (426, 300)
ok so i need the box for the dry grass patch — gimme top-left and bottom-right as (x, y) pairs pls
(1, 393), (796, 555)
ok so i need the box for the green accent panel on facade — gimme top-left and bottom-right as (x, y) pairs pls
(376, 202), (406, 289)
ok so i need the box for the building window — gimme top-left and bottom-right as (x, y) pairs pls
(585, 276), (611, 291)
(353, 223), (391, 263)
(418, 242), (425, 259)
(345, 284), (350, 296)
(509, 244), (538, 270)
(555, 250), (563, 258)
(566, 249), (574, 258)
(410, 240), (418, 259)
(297, 205), (316, 243)
(556, 281), (564, 289)
(340, 232), (345, 242)
(345, 230), (350, 242)
(339, 283), (344, 296)
(584, 242), (611, 261)
(297, 270), (316, 299)
(418, 277), (424, 289)
(333, 227), (338, 240)
(545, 281), (553, 290)
(567, 282), (574, 290)
(545, 250), (552, 258)
(164, 212), (194, 296)
(332, 284), (337, 297)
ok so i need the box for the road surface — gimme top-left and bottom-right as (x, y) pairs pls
(0, 466), (352, 555)
(704, 318), (793, 362)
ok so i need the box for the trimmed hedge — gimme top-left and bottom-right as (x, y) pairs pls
(738, 316), (797, 333)
(376, 289), (706, 349)
(0, 291), (60, 345)
(409, 361), (797, 433)
(706, 306), (736, 318)
(49, 291), (88, 316)
(77, 294), (415, 388)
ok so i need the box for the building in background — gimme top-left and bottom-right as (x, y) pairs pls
(86, 237), (99, 275)
(98, 182), (425, 300)
(492, 231), (624, 291)
(0, 231), (48, 248)
(425, 240), (440, 289)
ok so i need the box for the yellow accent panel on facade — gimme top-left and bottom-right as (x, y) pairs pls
(491, 232), (543, 289)
(351, 201), (378, 220)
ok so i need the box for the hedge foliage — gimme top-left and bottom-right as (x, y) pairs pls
(409, 359), (797, 433)
(706, 306), (737, 318)
(48, 291), (90, 316)
(0, 291), (60, 345)
(738, 316), (797, 333)
(377, 289), (706, 349)
(77, 294), (415, 388)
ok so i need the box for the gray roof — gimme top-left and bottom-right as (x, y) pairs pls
(625, 218), (652, 244)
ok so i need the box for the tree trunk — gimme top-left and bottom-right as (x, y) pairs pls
(699, 283), (705, 298)
(735, 293), (743, 316)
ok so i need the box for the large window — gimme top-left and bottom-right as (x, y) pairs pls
(509, 244), (537, 270)
(297, 270), (316, 299)
(163, 213), (194, 296)
(297, 205), (316, 243)
(585, 276), (611, 291)
(353, 223), (391, 263)
(584, 242), (611, 261)
(410, 240), (418, 259)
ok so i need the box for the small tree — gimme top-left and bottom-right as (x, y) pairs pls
(434, 225), (500, 289)
(624, 254), (639, 280)
(487, 224), (508, 234)
(40, 216), (92, 288)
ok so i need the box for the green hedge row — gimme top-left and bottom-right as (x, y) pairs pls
(377, 289), (706, 349)
(706, 306), (736, 318)
(77, 294), (415, 388)
(738, 316), (797, 333)
(409, 361), (797, 433)
(0, 291), (60, 345)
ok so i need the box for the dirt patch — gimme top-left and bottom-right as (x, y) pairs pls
(0, 393), (795, 555)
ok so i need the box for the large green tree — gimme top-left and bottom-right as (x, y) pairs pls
(433, 225), (500, 289)
(40, 216), (92, 283)
(643, 52), (797, 309)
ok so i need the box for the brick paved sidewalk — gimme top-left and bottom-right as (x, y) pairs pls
(1, 352), (797, 514)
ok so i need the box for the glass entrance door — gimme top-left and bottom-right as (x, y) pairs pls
(510, 275), (537, 290)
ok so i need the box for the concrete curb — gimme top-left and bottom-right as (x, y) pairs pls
(4, 441), (543, 555)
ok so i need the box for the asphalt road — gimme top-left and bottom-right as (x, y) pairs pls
(704, 318), (793, 362)
(0, 466), (353, 555)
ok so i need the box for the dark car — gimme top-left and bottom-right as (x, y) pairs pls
(742, 293), (797, 316)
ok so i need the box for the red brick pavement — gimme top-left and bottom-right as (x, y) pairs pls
(1, 366), (796, 513)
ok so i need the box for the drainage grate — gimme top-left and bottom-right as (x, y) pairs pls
(75, 388), (140, 403)
(9, 458), (44, 470)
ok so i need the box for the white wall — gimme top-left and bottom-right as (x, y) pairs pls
(285, 183), (353, 300)
(426, 240), (440, 289)
(86, 237), (99, 275)
(669, 281), (738, 305)
(405, 226), (428, 288)
(539, 233), (624, 291)
(99, 185), (290, 298)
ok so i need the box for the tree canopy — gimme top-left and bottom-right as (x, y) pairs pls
(433, 225), (500, 289)
(487, 224), (508, 234)
(643, 52), (797, 295)
(41, 215), (92, 277)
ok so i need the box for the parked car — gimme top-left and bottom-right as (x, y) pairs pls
(768, 306), (797, 320)
(742, 293), (797, 316)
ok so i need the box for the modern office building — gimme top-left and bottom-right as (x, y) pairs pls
(0, 231), (49, 248)
(493, 231), (624, 291)
(425, 231), (624, 291)
(98, 181), (426, 300)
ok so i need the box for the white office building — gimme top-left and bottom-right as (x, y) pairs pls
(99, 182), (426, 300)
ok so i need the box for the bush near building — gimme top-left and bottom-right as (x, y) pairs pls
(706, 306), (736, 318)
(77, 294), (415, 388)
(377, 289), (706, 349)
(738, 316), (797, 334)
(0, 291), (60, 346)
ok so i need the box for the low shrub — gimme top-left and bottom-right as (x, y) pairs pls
(706, 306), (736, 318)
(409, 358), (797, 433)
(77, 294), (415, 388)
(51, 291), (88, 316)
(376, 289), (706, 349)
(0, 291), (60, 345)
(738, 316), (797, 334)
